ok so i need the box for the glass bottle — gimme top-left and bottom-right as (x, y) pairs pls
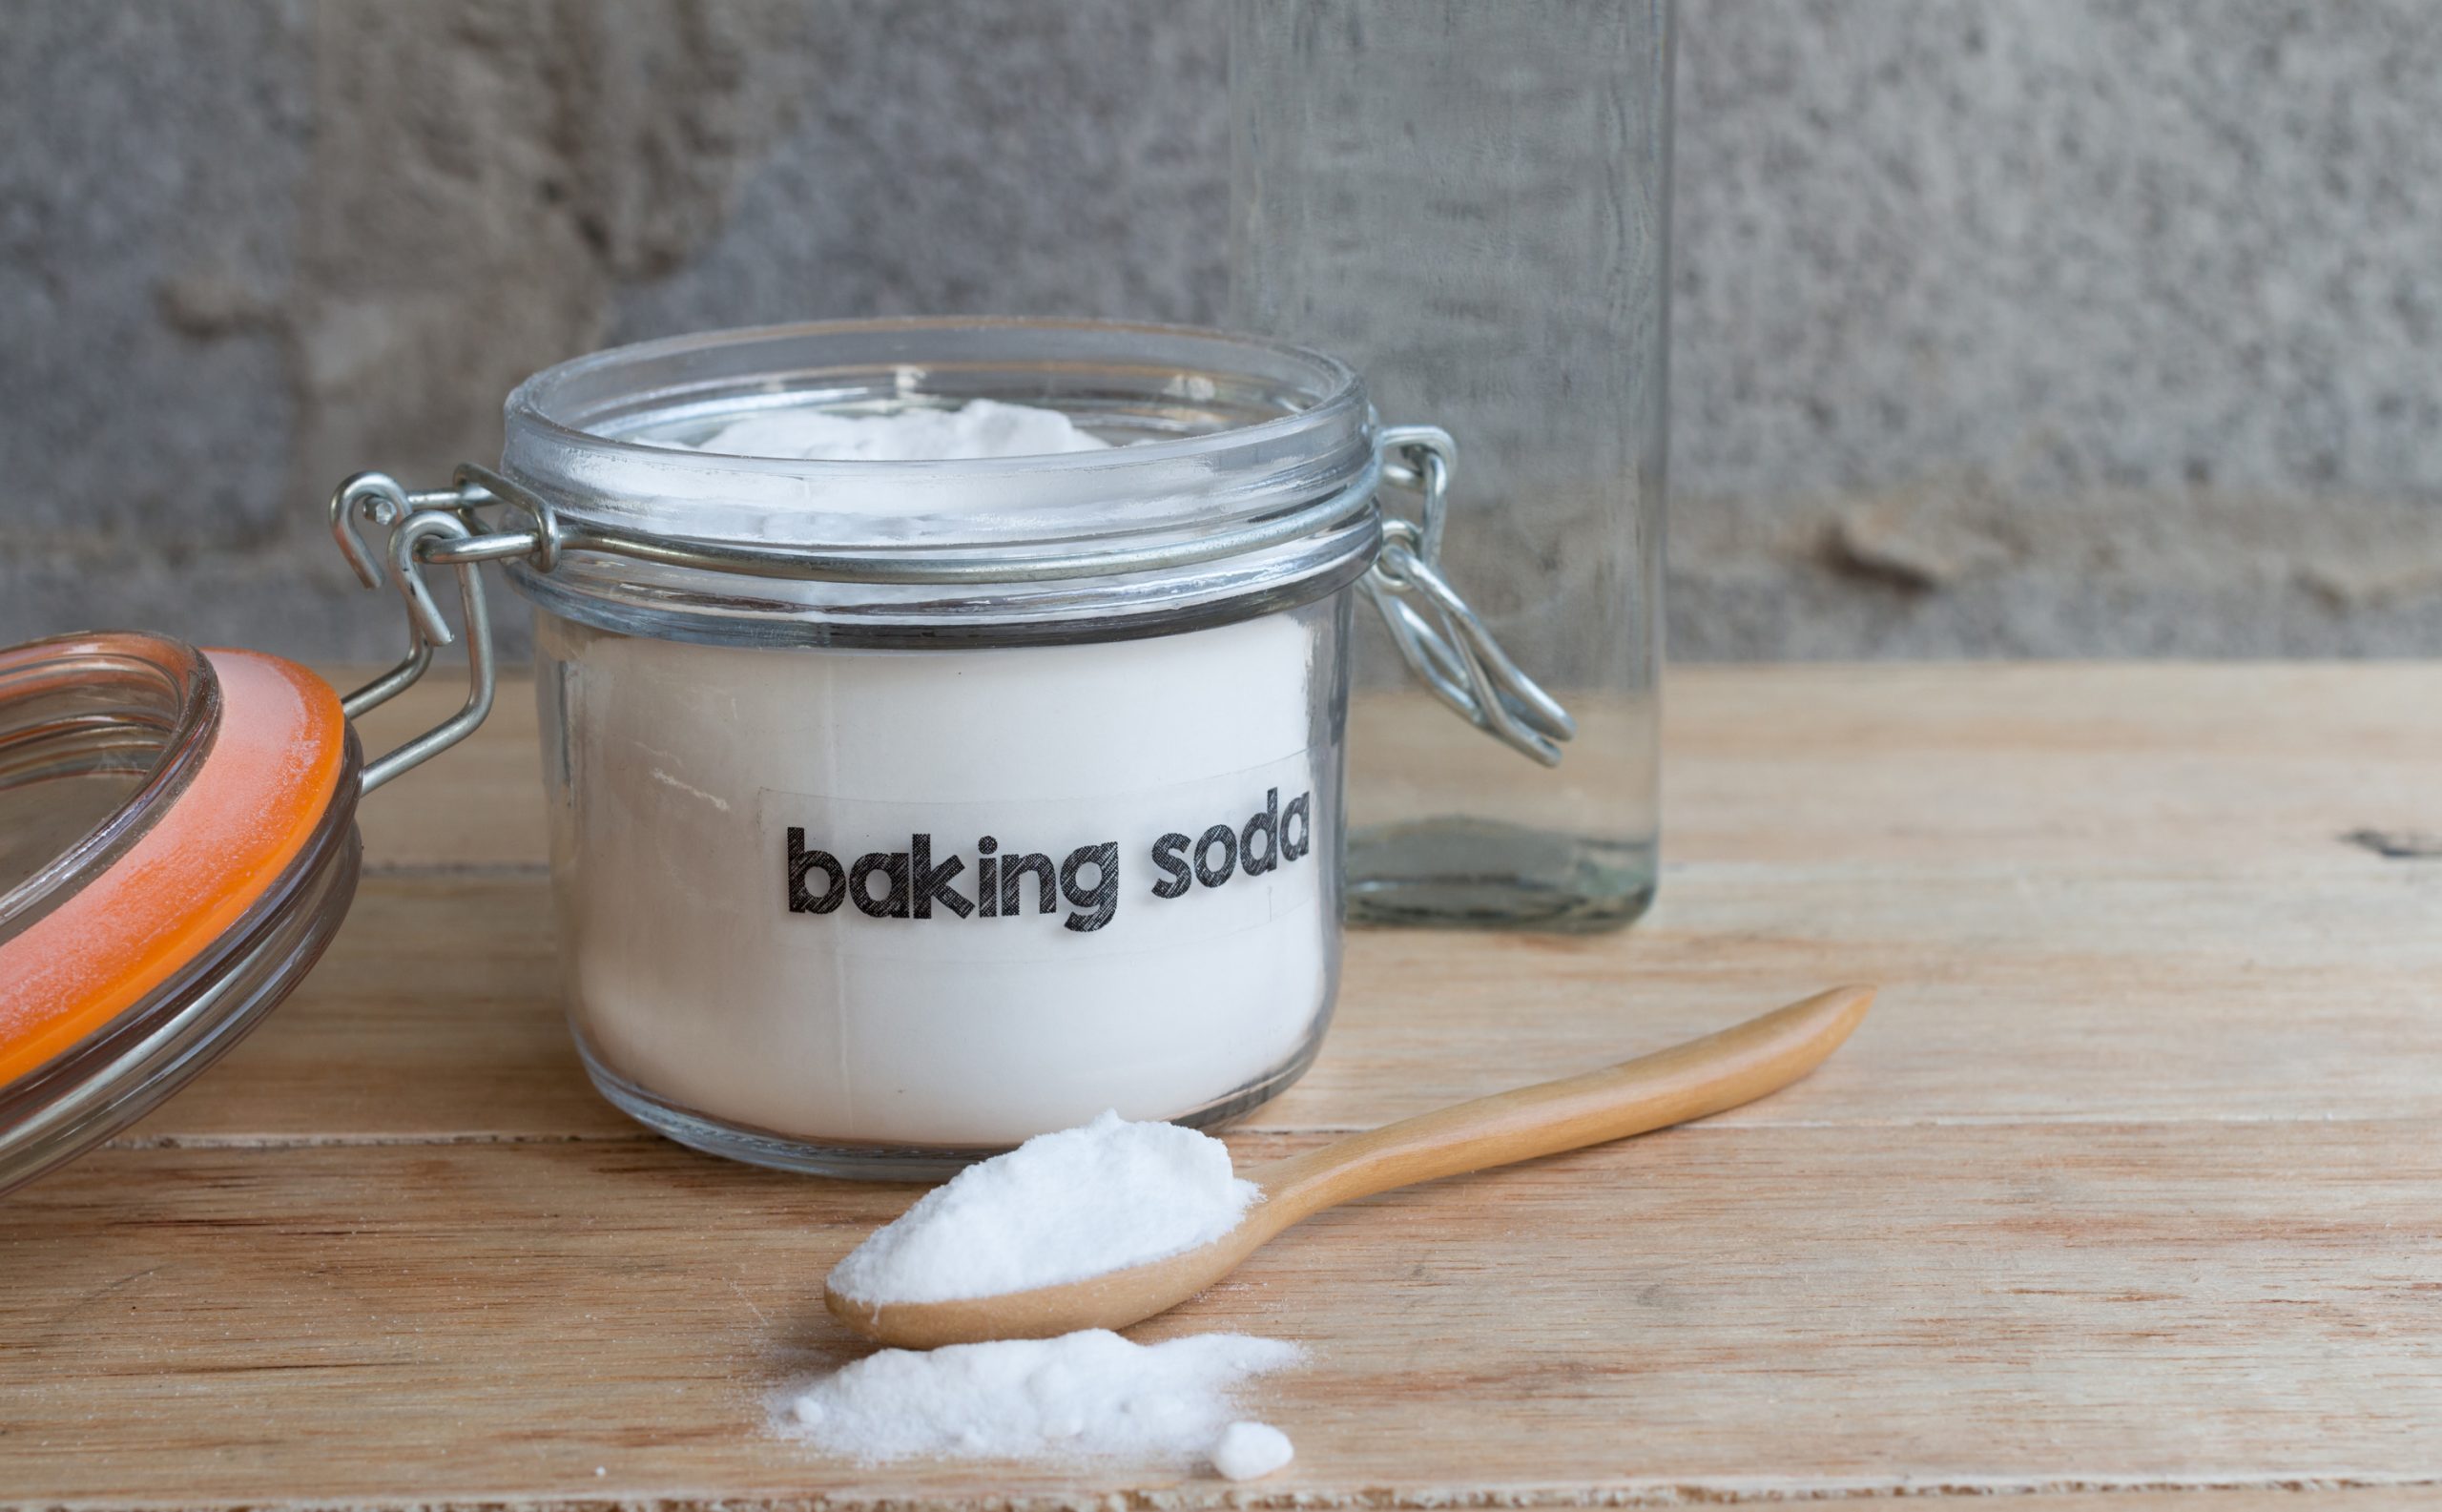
(1230, 0), (1675, 930)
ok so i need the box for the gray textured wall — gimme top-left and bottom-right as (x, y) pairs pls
(6, 0), (2442, 661)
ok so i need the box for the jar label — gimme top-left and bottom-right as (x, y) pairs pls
(756, 749), (1326, 963)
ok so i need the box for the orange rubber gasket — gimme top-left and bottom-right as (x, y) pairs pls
(0, 651), (346, 1087)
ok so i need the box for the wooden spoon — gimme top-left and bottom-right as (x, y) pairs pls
(826, 984), (1874, 1349)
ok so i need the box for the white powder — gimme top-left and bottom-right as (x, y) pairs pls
(829, 1110), (1260, 1306)
(1211, 1419), (1296, 1481)
(691, 398), (1113, 463)
(778, 1330), (1300, 1466)
(543, 399), (1335, 1151)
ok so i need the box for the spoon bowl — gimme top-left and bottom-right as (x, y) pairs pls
(827, 984), (1875, 1349)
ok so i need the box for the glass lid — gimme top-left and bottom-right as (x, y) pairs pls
(0, 632), (362, 1196)
(500, 317), (1377, 549)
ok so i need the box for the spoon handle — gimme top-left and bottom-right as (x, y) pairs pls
(1255, 985), (1874, 1220)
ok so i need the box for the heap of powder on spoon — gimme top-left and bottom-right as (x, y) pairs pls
(827, 1109), (1261, 1306)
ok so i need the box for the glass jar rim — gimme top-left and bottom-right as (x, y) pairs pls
(506, 315), (1370, 489)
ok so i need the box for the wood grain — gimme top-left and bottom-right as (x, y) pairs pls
(3, 662), (2439, 1508)
(116, 860), (2442, 1144)
(8, 1123), (2440, 1507)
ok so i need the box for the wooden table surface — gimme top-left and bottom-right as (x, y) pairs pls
(6, 662), (2440, 1510)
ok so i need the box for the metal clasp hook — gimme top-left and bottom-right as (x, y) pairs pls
(1363, 426), (1578, 767)
(327, 470), (499, 795)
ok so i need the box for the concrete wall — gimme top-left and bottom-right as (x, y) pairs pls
(7, 0), (2442, 661)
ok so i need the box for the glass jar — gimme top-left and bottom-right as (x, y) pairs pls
(1231, 0), (1675, 930)
(326, 318), (1570, 1179)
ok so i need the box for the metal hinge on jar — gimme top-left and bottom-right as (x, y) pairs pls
(1362, 426), (1577, 766)
(325, 469), (517, 794)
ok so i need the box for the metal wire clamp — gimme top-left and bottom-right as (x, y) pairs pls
(1362, 426), (1577, 766)
(328, 470), (499, 795)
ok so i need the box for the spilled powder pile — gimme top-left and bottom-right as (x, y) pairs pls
(690, 398), (1111, 463)
(778, 1330), (1300, 1469)
(828, 1110), (1262, 1306)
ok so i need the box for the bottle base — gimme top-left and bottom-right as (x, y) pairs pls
(1347, 819), (1657, 933)
(571, 1019), (1329, 1182)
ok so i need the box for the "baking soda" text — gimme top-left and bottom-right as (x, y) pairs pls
(785, 788), (1313, 934)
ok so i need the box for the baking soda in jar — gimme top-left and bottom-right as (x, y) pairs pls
(545, 602), (1344, 1154)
